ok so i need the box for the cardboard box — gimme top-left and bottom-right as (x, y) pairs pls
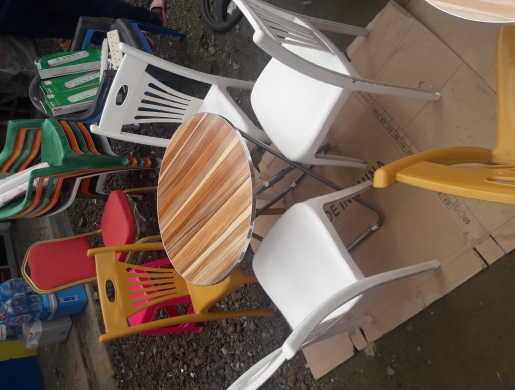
(35, 49), (101, 79)
(253, 1), (508, 379)
(44, 86), (98, 117)
(21, 316), (72, 348)
(40, 71), (100, 95)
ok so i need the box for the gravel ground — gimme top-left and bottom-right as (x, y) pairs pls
(58, 1), (361, 389)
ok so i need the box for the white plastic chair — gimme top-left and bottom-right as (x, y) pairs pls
(228, 180), (440, 390)
(90, 43), (270, 149)
(232, 0), (441, 166)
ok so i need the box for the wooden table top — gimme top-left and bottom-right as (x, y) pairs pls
(157, 113), (255, 286)
(425, 0), (515, 23)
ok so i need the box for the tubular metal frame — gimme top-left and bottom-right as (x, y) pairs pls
(240, 132), (385, 251)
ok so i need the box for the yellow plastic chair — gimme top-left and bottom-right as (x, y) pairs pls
(373, 24), (515, 205)
(87, 242), (273, 343)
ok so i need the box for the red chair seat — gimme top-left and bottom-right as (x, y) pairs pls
(101, 190), (138, 262)
(27, 236), (95, 291)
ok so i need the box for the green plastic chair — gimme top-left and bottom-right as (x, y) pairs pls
(0, 120), (44, 175)
(0, 118), (160, 219)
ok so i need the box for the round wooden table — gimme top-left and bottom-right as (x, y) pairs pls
(157, 113), (255, 286)
(425, 0), (515, 23)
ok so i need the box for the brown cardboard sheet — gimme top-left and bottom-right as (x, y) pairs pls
(251, 0), (511, 379)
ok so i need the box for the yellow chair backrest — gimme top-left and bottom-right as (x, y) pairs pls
(493, 24), (515, 164)
(88, 242), (272, 343)
(95, 250), (190, 337)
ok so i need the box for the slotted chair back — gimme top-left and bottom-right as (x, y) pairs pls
(13, 130), (42, 172)
(97, 251), (190, 336)
(241, 0), (333, 54)
(0, 122), (42, 174)
(98, 54), (203, 130)
(89, 243), (273, 343)
(91, 43), (271, 148)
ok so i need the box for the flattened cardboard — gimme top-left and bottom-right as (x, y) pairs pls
(406, 0), (499, 91)
(253, 1), (511, 379)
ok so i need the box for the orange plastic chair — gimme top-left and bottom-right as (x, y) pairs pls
(373, 24), (515, 205)
(87, 242), (273, 343)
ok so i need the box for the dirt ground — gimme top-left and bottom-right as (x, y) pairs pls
(56, 0), (515, 389)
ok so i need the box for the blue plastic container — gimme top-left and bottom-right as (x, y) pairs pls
(54, 285), (88, 318)
(39, 294), (53, 321)
(39, 285), (88, 320)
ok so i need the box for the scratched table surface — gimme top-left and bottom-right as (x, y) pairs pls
(157, 113), (255, 286)
(425, 0), (515, 23)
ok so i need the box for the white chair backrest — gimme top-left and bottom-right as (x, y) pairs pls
(123, 72), (203, 124)
(97, 48), (203, 135)
(238, 0), (332, 53)
(233, 0), (353, 79)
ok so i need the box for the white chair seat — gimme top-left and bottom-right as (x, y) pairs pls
(252, 57), (351, 162)
(253, 201), (364, 329)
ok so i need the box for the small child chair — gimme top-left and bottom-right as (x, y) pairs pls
(128, 258), (204, 335)
(87, 242), (273, 343)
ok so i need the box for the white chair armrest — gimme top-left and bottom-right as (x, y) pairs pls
(227, 348), (287, 390)
(292, 14), (370, 36)
(253, 32), (440, 101)
(281, 259), (440, 359)
(304, 180), (372, 209)
(120, 43), (254, 90)
(220, 78), (255, 90)
(120, 43), (220, 84)
(368, 259), (440, 287)
(90, 125), (170, 148)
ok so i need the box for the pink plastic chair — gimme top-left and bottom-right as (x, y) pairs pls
(128, 258), (204, 335)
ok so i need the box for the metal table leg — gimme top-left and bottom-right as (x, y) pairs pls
(239, 131), (385, 250)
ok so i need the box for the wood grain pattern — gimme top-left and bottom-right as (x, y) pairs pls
(157, 113), (255, 286)
(425, 0), (515, 23)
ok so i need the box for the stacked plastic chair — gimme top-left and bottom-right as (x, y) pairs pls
(0, 118), (160, 219)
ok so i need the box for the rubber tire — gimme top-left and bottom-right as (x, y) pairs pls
(200, 0), (243, 32)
